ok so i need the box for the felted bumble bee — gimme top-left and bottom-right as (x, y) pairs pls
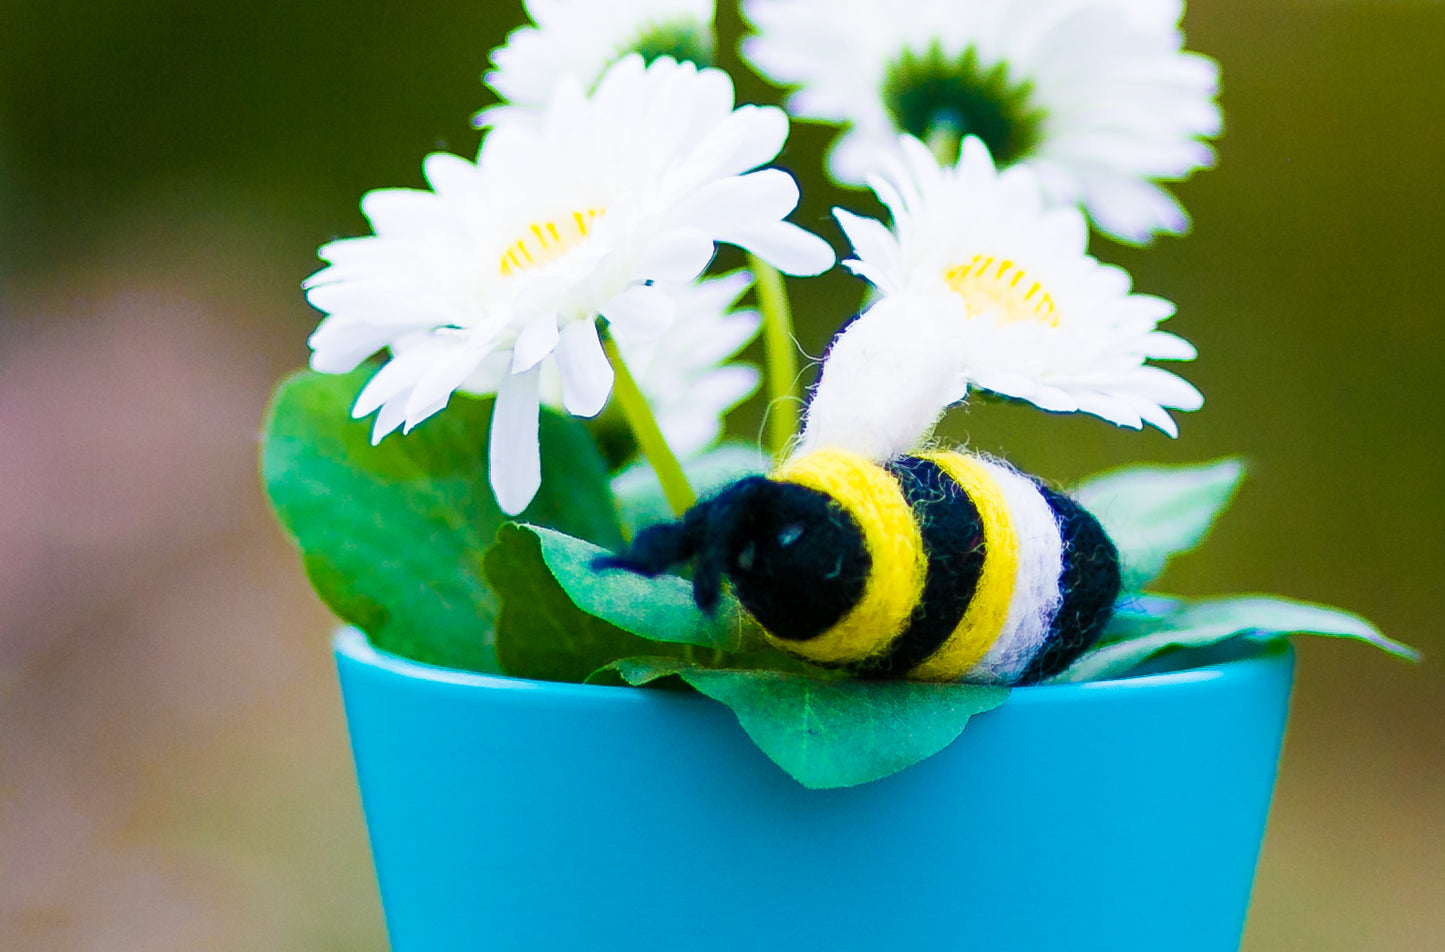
(601, 445), (1119, 685)
(599, 292), (1127, 686)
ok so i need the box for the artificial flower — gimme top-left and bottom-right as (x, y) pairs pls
(482, 0), (715, 122)
(741, 0), (1220, 243)
(802, 134), (1200, 454)
(304, 54), (834, 515)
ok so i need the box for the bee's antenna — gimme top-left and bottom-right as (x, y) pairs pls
(593, 477), (774, 613)
(593, 509), (706, 576)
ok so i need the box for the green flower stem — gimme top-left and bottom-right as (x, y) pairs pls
(750, 255), (800, 460)
(927, 122), (963, 166)
(599, 324), (696, 517)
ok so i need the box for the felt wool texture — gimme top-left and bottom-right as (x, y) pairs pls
(962, 457), (1066, 685)
(594, 476), (872, 639)
(1016, 484), (1121, 685)
(907, 451), (1019, 681)
(772, 448), (927, 665)
(796, 291), (972, 463)
(596, 447), (1121, 685)
(718, 480), (871, 642)
(858, 455), (988, 678)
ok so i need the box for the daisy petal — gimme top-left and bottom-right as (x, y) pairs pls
(555, 320), (614, 418)
(725, 221), (836, 276)
(512, 315), (560, 373)
(833, 208), (899, 286)
(713, 104), (790, 177)
(352, 347), (437, 418)
(1132, 366), (1205, 411)
(601, 283), (676, 339)
(1142, 331), (1197, 361)
(490, 367), (543, 516)
(1133, 399), (1181, 438)
(679, 169), (801, 233)
(307, 319), (399, 374)
(403, 344), (490, 428)
(633, 227), (715, 283)
(1086, 178), (1191, 244)
(371, 399), (408, 446)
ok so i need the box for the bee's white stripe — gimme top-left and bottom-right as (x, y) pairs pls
(965, 458), (1064, 685)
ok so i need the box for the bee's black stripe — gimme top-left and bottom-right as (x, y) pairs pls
(1016, 485), (1121, 685)
(858, 456), (987, 678)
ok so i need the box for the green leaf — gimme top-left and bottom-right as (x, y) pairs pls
(611, 441), (769, 532)
(485, 525), (691, 682)
(611, 658), (1010, 789)
(1073, 458), (1246, 591)
(1054, 593), (1420, 683)
(260, 368), (623, 673)
(1092, 593), (1193, 645)
(523, 524), (755, 652)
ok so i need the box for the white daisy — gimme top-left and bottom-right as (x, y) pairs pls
(802, 134), (1200, 454)
(741, 0), (1221, 243)
(483, 0), (715, 119)
(304, 54), (834, 515)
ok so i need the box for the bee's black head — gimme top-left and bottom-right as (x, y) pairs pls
(595, 477), (869, 642)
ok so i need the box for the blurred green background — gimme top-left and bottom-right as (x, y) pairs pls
(0, 1), (1439, 948)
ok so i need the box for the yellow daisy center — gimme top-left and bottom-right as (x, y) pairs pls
(944, 255), (1058, 327)
(499, 208), (605, 276)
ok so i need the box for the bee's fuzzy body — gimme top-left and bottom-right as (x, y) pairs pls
(603, 448), (1121, 686)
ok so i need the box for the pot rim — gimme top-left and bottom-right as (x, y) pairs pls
(334, 626), (1292, 709)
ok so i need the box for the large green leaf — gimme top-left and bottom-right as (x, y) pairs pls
(611, 442), (769, 532)
(485, 525), (690, 682)
(611, 658), (1010, 789)
(260, 368), (623, 673)
(524, 524), (755, 652)
(1073, 458), (1246, 591)
(1054, 593), (1420, 683)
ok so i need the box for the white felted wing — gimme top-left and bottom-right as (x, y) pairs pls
(796, 290), (969, 463)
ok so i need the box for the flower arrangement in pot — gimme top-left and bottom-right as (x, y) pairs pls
(260, 1), (1418, 949)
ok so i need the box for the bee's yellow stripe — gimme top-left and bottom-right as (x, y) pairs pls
(772, 449), (927, 665)
(908, 451), (1018, 680)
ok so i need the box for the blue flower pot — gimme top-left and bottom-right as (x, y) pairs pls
(335, 628), (1293, 952)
